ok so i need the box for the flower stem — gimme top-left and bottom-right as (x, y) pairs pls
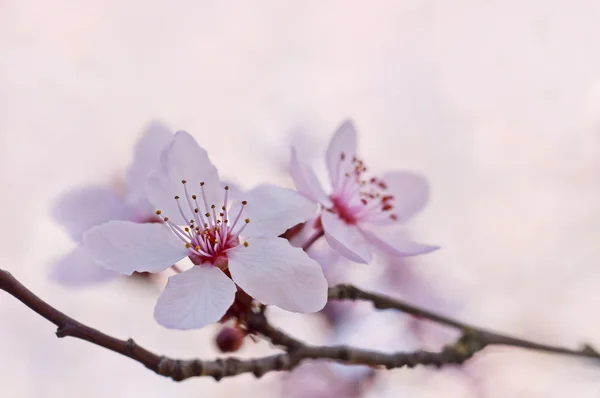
(301, 229), (324, 252)
(170, 264), (184, 274)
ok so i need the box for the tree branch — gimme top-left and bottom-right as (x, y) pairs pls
(328, 284), (600, 360)
(0, 269), (598, 383)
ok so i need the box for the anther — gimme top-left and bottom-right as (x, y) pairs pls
(241, 201), (247, 205)
(243, 241), (249, 247)
(164, 217), (169, 222)
(185, 243), (191, 248)
(224, 185), (229, 190)
(245, 218), (250, 223)
(194, 208), (199, 213)
(181, 180), (187, 184)
(156, 210), (162, 215)
(205, 213), (210, 218)
(192, 195), (197, 200)
(174, 195), (180, 200)
(200, 182), (205, 186)
(211, 204), (215, 209)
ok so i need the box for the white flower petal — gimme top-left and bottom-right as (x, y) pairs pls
(360, 226), (439, 257)
(326, 120), (357, 189)
(289, 147), (331, 206)
(228, 237), (327, 313)
(321, 212), (372, 264)
(146, 131), (222, 225)
(383, 171), (429, 223)
(49, 244), (117, 286)
(234, 184), (317, 238)
(124, 121), (173, 212)
(52, 186), (132, 242)
(83, 221), (188, 275)
(154, 265), (236, 330)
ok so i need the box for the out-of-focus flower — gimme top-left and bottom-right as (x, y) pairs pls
(290, 120), (438, 264)
(50, 122), (173, 286)
(282, 310), (411, 398)
(84, 131), (328, 330)
(281, 361), (375, 398)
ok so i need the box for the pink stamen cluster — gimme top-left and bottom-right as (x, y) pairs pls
(156, 181), (250, 266)
(330, 153), (398, 224)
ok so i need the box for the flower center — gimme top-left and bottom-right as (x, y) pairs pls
(330, 152), (398, 224)
(155, 181), (250, 268)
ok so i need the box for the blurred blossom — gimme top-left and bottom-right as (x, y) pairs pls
(281, 362), (375, 398)
(84, 131), (328, 330)
(282, 310), (411, 398)
(379, 256), (462, 350)
(290, 120), (438, 264)
(50, 121), (173, 286)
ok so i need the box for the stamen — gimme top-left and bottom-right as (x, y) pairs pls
(174, 196), (192, 228)
(163, 217), (190, 243)
(230, 200), (247, 231)
(222, 186), (229, 236)
(200, 182), (210, 214)
(182, 181), (201, 225)
(211, 204), (218, 225)
(190, 245), (210, 257)
(234, 218), (251, 236)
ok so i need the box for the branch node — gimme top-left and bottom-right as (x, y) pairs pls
(582, 344), (600, 356)
(212, 358), (225, 381)
(55, 324), (76, 338)
(251, 362), (266, 379)
(274, 354), (289, 370)
(125, 338), (137, 354)
(193, 359), (204, 377)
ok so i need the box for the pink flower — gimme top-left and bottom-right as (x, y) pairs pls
(51, 122), (173, 285)
(290, 120), (439, 263)
(83, 131), (328, 330)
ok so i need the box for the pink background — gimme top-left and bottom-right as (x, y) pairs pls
(2, 1), (600, 396)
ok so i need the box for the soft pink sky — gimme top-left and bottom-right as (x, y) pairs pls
(2, 1), (600, 397)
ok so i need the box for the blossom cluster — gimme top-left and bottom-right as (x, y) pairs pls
(52, 120), (437, 332)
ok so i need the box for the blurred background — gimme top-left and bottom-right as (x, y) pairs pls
(2, 0), (600, 396)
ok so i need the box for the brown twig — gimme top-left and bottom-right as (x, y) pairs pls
(0, 269), (598, 382)
(328, 284), (600, 360)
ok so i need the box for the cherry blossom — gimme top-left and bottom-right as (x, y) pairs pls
(83, 131), (328, 330)
(290, 120), (439, 263)
(50, 122), (173, 285)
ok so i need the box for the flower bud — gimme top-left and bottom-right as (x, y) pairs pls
(215, 326), (244, 353)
